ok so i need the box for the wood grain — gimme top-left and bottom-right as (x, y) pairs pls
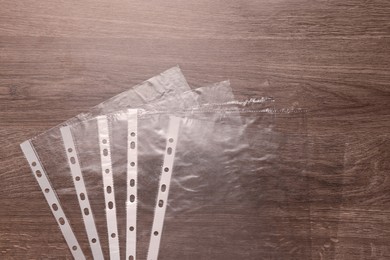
(1, 0), (390, 259)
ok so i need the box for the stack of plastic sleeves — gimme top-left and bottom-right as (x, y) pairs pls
(20, 66), (310, 260)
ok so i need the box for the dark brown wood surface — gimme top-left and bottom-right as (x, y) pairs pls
(1, 0), (389, 259)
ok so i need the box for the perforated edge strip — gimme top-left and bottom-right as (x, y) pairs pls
(20, 141), (86, 260)
(60, 126), (104, 260)
(147, 116), (181, 260)
(97, 116), (120, 260)
(126, 109), (138, 260)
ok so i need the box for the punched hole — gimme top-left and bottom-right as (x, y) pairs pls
(154, 231), (159, 236)
(103, 149), (108, 156)
(106, 186), (112, 194)
(167, 147), (172, 155)
(70, 157), (76, 164)
(111, 233), (116, 238)
(130, 132), (135, 137)
(79, 193), (85, 200)
(130, 162), (135, 167)
(108, 201), (113, 209)
(129, 256), (134, 260)
(31, 161), (37, 167)
(91, 238), (97, 243)
(36, 170), (42, 178)
(102, 139), (107, 144)
(59, 217), (65, 225)
(84, 208), (89, 215)
(130, 142), (135, 149)
(158, 200), (164, 207)
(44, 188), (50, 193)
(105, 169), (110, 174)
(130, 195), (135, 203)
(130, 179), (135, 187)
(164, 167), (169, 172)
(67, 148), (73, 153)
(75, 176), (80, 181)
(169, 138), (174, 143)
(129, 226), (134, 231)
(161, 184), (166, 192)
(72, 246), (77, 251)
(52, 203), (58, 211)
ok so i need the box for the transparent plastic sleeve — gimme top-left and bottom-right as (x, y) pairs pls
(67, 99), (292, 259)
(136, 106), (311, 259)
(67, 82), (235, 259)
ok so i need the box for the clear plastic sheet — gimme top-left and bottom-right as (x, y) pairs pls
(136, 106), (311, 259)
(67, 82), (235, 259)
(24, 67), (192, 258)
(68, 99), (304, 259)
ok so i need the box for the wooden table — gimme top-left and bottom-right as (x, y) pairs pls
(1, 0), (389, 259)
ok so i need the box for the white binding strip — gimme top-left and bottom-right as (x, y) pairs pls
(60, 126), (104, 260)
(20, 141), (86, 260)
(97, 115), (120, 260)
(126, 109), (138, 260)
(147, 116), (181, 260)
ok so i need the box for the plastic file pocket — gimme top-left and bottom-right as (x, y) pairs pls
(20, 67), (191, 259)
(65, 82), (235, 259)
(68, 99), (272, 260)
(135, 107), (311, 260)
